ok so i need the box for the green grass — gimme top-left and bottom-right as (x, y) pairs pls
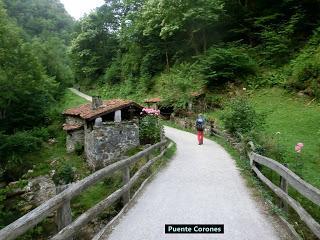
(249, 88), (320, 186)
(59, 89), (89, 110)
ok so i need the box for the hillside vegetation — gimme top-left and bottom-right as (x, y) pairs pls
(70, 0), (320, 101)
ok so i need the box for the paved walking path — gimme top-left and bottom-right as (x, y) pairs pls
(69, 88), (92, 101)
(102, 126), (284, 240)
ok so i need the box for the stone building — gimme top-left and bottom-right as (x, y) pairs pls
(63, 97), (143, 169)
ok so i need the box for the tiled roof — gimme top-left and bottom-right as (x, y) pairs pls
(63, 99), (143, 121)
(144, 97), (162, 103)
(63, 123), (83, 131)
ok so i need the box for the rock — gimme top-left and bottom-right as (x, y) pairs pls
(297, 91), (305, 97)
(50, 157), (59, 166)
(21, 205), (33, 213)
(48, 138), (57, 144)
(22, 176), (56, 207)
(50, 170), (56, 177)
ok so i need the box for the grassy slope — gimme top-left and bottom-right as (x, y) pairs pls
(250, 89), (320, 237)
(209, 88), (320, 187)
(250, 88), (320, 188)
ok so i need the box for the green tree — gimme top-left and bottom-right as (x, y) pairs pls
(31, 36), (74, 93)
(70, 3), (120, 85)
(0, 2), (57, 133)
(3, 0), (74, 41)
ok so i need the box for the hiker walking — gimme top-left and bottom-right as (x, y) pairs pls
(196, 114), (205, 145)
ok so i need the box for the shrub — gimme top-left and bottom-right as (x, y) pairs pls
(286, 44), (320, 98)
(246, 131), (286, 162)
(155, 62), (205, 108)
(52, 162), (76, 185)
(256, 13), (301, 65)
(30, 127), (50, 141)
(222, 97), (265, 136)
(74, 143), (84, 156)
(0, 186), (9, 228)
(198, 44), (257, 88)
(139, 115), (164, 145)
(103, 61), (122, 84)
(0, 131), (43, 181)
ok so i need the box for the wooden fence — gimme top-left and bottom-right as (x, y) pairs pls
(249, 150), (320, 238)
(211, 127), (320, 238)
(0, 139), (169, 240)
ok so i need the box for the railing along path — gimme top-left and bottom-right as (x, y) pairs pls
(211, 127), (320, 238)
(0, 140), (169, 240)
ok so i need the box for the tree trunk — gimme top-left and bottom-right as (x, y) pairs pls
(165, 47), (170, 70)
(202, 29), (207, 53)
(189, 30), (199, 55)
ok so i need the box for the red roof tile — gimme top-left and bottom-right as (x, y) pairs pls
(63, 99), (143, 121)
(144, 97), (162, 103)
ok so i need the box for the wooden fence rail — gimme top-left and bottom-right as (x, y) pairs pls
(248, 152), (320, 206)
(0, 139), (168, 240)
(249, 151), (320, 238)
(211, 127), (320, 238)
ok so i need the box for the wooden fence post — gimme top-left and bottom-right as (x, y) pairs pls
(122, 166), (130, 205)
(160, 144), (165, 154)
(55, 185), (72, 239)
(279, 164), (289, 213)
(146, 154), (152, 176)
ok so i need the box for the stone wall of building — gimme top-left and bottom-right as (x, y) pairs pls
(66, 116), (85, 126)
(66, 129), (85, 153)
(84, 121), (139, 170)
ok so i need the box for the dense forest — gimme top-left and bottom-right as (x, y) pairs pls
(1, 0), (320, 238)
(0, 0), (74, 181)
(70, 0), (320, 103)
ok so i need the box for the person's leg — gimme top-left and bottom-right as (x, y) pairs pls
(197, 131), (201, 144)
(200, 131), (204, 144)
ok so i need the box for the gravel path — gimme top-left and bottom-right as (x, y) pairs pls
(102, 126), (283, 240)
(68, 88), (92, 101)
